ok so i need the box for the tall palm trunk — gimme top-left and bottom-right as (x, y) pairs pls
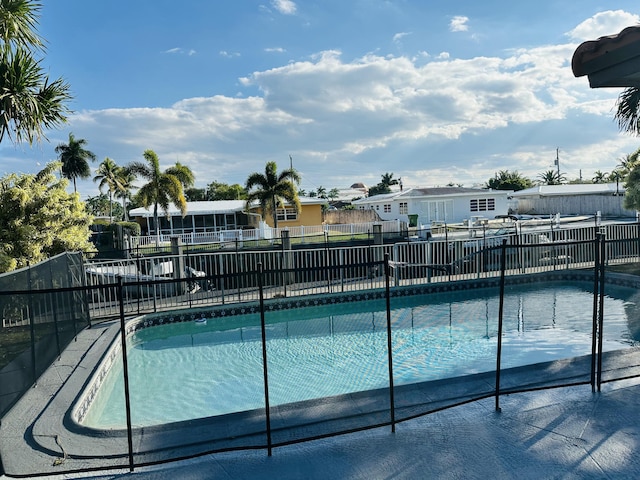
(271, 196), (279, 229)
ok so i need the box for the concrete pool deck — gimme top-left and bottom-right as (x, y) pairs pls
(2, 321), (640, 479)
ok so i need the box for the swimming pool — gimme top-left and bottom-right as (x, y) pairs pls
(80, 281), (640, 430)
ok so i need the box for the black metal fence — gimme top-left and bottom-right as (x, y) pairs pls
(2, 235), (640, 477)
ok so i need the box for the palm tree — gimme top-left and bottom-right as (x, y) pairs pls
(537, 170), (566, 186)
(328, 188), (340, 200)
(316, 186), (327, 199)
(93, 157), (121, 221)
(592, 170), (608, 184)
(114, 166), (136, 221)
(616, 149), (640, 180)
(127, 150), (195, 242)
(380, 172), (399, 188)
(608, 169), (624, 196)
(245, 161), (301, 229)
(0, 0), (71, 145)
(615, 87), (640, 136)
(55, 133), (96, 193)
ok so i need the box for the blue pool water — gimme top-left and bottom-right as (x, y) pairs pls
(81, 282), (640, 429)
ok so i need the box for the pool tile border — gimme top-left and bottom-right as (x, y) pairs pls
(127, 270), (619, 334)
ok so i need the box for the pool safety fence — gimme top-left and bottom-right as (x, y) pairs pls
(85, 219), (640, 321)
(2, 234), (640, 476)
(0, 252), (89, 418)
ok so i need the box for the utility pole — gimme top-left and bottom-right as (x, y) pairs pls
(554, 148), (560, 179)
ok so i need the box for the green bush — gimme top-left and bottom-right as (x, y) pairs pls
(116, 221), (141, 237)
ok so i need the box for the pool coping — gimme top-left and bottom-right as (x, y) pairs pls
(2, 270), (639, 475)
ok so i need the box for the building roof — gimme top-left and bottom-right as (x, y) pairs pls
(572, 25), (640, 88)
(129, 200), (247, 218)
(511, 183), (624, 197)
(399, 187), (500, 197)
(129, 197), (325, 217)
(351, 187), (510, 204)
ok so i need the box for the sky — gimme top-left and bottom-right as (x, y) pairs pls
(2, 1), (640, 200)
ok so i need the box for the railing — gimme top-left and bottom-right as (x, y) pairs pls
(4, 234), (640, 477)
(129, 220), (403, 248)
(84, 221), (640, 320)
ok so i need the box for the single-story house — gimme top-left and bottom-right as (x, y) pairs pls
(351, 187), (512, 226)
(129, 197), (327, 236)
(511, 183), (634, 217)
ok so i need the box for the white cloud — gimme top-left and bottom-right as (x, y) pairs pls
(566, 10), (640, 42)
(220, 51), (241, 58)
(265, 47), (286, 53)
(449, 16), (469, 33)
(271, 0), (296, 15)
(393, 32), (412, 43)
(164, 47), (197, 56)
(24, 10), (636, 198)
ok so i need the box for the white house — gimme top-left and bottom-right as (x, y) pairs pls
(351, 187), (512, 226)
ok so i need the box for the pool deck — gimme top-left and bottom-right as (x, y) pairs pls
(3, 321), (640, 478)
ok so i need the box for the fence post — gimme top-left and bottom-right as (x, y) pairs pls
(597, 231), (606, 391)
(590, 236), (600, 392)
(27, 263), (37, 385)
(117, 276), (135, 472)
(257, 263), (273, 456)
(281, 230), (291, 297)
(48, 261), (62, 357)
(495, 239), (507, 412)
(384, 254), (396, 432)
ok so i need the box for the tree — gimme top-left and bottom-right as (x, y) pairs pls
(0, 0), (71, 145)
(55, 132), (96, 193)
(616, 149), (640, 180)
(592, 170), (608, 184)
(114, 166), (136, 221)
(380, 172), (399, 188)
(537, 169), (566, 186)
(485, 170), (533, 191)
(128, 150), (194, 242)
(85, 193), (122, 218)
(205, 181), (247, 200)
(615, 87), (640, 136)
(368, 172), (400, 197)
(624, 164), (640, 210)
(184, 187), (206, 201)
(0, 161), (94, 272)
(245, 161), (301, 229)
(328, 188), (340, 200)
(93, 157), (121, 221)
(316, 186), (327, 199)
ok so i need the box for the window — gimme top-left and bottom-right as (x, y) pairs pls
(470, 198), (495, 212)
(383, 204), (391, 213)
(399, 202), (408, 214)
(375, 205), (379, 211)
(276, 208), (298, 221)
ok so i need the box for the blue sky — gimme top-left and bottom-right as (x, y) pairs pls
(2, 1), (640, 199)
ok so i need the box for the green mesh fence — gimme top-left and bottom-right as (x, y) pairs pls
(0, 252), (89, 417)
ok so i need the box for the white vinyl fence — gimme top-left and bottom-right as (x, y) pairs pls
(85, 221), (640, 320)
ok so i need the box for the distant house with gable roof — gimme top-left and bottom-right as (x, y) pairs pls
(351, 187), (511, 226)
